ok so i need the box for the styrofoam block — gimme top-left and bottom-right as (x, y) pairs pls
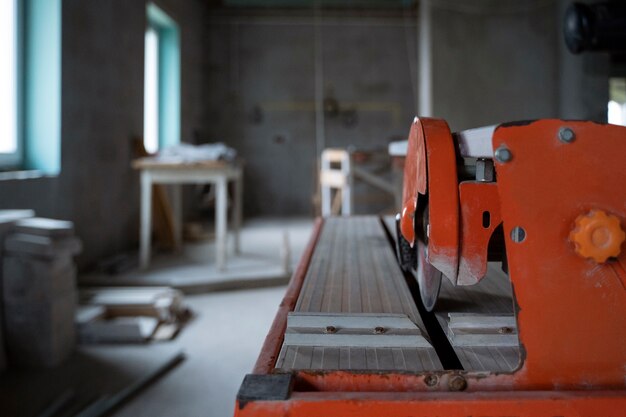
(4, 234), (82, 258)
(3, 256), (76, 302)
(15, 217), (74, 238)
(4, 292), (76, 368)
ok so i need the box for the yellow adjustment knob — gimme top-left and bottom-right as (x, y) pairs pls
(569, 210), (625, 263)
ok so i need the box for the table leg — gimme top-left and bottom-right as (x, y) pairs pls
(140, 171), (153, 269)
(171, 184), (183, 251)
(234, 171), (242, 254)
(342, 153), (353, 216)
(216, 177), (227, 271)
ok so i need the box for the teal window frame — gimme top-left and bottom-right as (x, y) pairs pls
(0, 0), (62, 174)
(23, 0), (62, 175)
(144, 3), (181, 153)
(0, 0), (23, 168)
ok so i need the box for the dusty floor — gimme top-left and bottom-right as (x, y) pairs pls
(112, 286), (288, 417)
(0, 218), (313, 417)
(82, 217), (314, 293)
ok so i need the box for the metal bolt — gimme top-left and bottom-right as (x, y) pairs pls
(448, 375), (467, 391)
(511, 226), (526, 243)
(498, 326), (513, 334)
(494, 146), (512, 163)
(559, 127), (575, 143)
(374, 326), (386, 334)
(424, 374), (439, 387)
(475, 158), (494, 182)
(325, 325), (337, 334)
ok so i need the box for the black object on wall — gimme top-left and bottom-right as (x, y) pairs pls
(564, 2), (626, 54)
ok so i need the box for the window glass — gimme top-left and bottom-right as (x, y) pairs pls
(144, 3), (180, 154)
(144, 26), (160, 154)
(0, 0), (19, 158)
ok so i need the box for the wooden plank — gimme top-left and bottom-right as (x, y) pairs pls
(78, 287), (183, 322)
(14, 217), (74, 238)
(77, 317), (159, 344)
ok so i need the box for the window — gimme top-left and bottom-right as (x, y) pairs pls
(144, 4), (180, 154)
(608, 78), (626, 126)
(0, 0), (61, 175)
(0, 0), (20, 167)
(144, 26), (160, 154)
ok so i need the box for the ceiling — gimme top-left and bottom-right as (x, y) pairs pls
(217, 0), (416, 9)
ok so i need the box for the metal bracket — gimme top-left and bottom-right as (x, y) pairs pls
(237, 373), (294, 406)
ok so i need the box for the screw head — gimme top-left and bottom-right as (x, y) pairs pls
(448, 375), (467, 391)
(325, 325), (337, 334)
(374, 326), (386, 334)
(424, 374), (439, 387)
(511, 226), (526, 243)
(494, 146), (512, 163)
(498, 326), (513, 334)
(559, 127), (575, 143)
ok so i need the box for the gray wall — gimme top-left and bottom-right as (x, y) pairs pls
(0, 0), (208, 268)
(206, 3), (610, 217)
(430, 0), (609, 131)
(206, 12), (419, 217)
(431, 1), (559, 131)
(556, 0), (610, 121)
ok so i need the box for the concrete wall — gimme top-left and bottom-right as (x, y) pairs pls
(556, 0), (610, 122)
(431, 1), (559, 131)
(206, 3), (610, 217)
(206, 12), (418, 216)
(0, 0), (208, 268)
(429, 0), (609, 132)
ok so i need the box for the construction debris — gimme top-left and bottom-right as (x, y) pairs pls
(79, 287), (185, 321)
(0, 210), (36, 372)
(14, 217), (75, 239)
(76, 287), (190, 344)
(2, 216), (81, 368)
(77, 317), (160, 344)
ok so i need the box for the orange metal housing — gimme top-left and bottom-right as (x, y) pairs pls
(400, 118), (460, 281)
(457, 182), (502, 285)
(234, 119), (626, 417)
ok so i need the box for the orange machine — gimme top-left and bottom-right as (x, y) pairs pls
(234, 118), (626, 417)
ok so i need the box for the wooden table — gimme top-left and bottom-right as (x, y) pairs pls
(133, 158), (243, 270)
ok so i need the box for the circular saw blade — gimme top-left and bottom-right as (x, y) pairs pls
(416, 238), (442, 312)
(395, 214), (417, 272)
